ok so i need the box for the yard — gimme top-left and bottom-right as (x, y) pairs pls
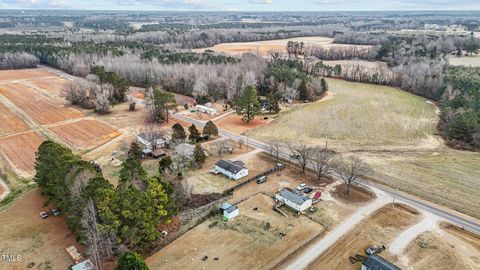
(146, 193), (324, 270)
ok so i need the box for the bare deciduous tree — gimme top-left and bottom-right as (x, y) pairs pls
(288, 141), (314, 173)
(338, 156), (368, 195)
(140, 125), (166, 150)
(81, 199), (102, 270)
(265, 141), (281, 160)
(213, 139), (230, 157)
(310, 143), (334, 181)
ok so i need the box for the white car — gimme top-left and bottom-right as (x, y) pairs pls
(296, 183), (307, 191)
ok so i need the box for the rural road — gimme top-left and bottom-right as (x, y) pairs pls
(172, 112), (480, 268)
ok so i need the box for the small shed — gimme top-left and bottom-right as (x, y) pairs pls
(275, 188), (312, 212)
(70, 259), (97, 270)
(66, 245), (83, 264)
(221, 202), (239, 221)
(142, 149), (153, 158)
(361, 255), (401, 270)
(152, 149), (167, 159)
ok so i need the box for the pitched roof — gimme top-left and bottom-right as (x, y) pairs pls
(225, 205), (238, 214)
(278, 189), (311, 205)
(215, 160), (246, 174)
(362, 255), (401, 270)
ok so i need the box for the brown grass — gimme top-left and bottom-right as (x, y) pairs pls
(27, 78), (71, 97)
(0, 83), (83, 125)
(0, 101), (29, 136)
(214, 114), (272, 134)
(331, 183), (376, 204)
(49, 119), (121, 150)
(0, 68), (57, 82)
(307, 203), (421, 270)
(0, 131), (44, 174)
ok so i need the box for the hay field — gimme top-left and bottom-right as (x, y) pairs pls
(0, 68), (57, 82)
(0, 131), (44, 174)
(0, 102), (28, 136)
(27, 77), (71, 96)
(448, 55), (480, 67)
(146, 194), (324, 270)
(0, 83), (83, 125)
(49, 119), (121, 150)
(249, 78), (439, 150)
(307, 203), (421, 270)
(193, 36), (370, 57)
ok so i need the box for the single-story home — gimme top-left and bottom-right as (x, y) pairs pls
(275, 188), (312, 212)
(361, 255), (401, 270)
(70, 259), (97, 270)
(195, 105), (217, 115)
(175, 143), (195, 159)
(211, 160), (249, 180)
(137, 132), (166, 150)
(221, 202), (239, 221)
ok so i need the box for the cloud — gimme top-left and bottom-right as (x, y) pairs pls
(249, 0), (272, 4)
(0, 0), (77, 8)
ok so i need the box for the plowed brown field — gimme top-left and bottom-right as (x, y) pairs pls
(0, 83), (83, 125)
(28, 78), (71, 96)
(49, 119), (121, 149)
(0, 68), (57, 81)
(0, 131), (44, 174)
(0, 101), (28, 136)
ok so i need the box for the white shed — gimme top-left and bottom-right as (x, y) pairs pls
(211, 160), (249, 180)
(221, 202), (239, 221)
(275, 188), (312, 212)
(195, 105), (217, 115)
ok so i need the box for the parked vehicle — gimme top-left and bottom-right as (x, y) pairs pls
(303, 187), (313, 194)
(365, 245), (385, 255)
(40, 211), (49, 219)
(314, 191), (322, 200)
(51, 208), (61, 216)
(296, 183), (307, 191)
(256, 176), (268, 184)
(290, 154), (301, 159)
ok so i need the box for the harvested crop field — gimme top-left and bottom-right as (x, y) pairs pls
(0, 101), (28, 136)
(307, 203), (421, 270)
(146, 194), (324, 270)
(0, 131), (44, 174)
(27, 77), (71, 96)
(0, 188), (78, 270)
(0, 68), (57, 82)
(49, 119), (121, 150)
(0, 82), (83, 125)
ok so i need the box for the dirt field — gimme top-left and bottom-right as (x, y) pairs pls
(27, 77), (71, 97)
(448, 55), (480, 67)
(307, 203), (421, 270)
(0, 68), (57, 82)
(0, 82), (83, 125)
(0, 188), (78, 270)
(146, 193), (324, 270)
(214, 113), (273, 134)
(49, 119), (121, 150)
(193, 36), (371, 57)
(0, 131), (45, 175)
(400, 222), (480, 270)
(0, 102), (28, 136)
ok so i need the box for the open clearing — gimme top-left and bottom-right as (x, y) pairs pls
(0, 131), (44, 175)
(0, 68), (57, 82)
(307, 203), (421, 270)
(214, 113), (273, 134)
(146, 193), (324, 270)
(49, 119), (121, 150)
(0, 101), (28, 136)
(400, 222), (480, 270)
(27, 77), (71, 96)
(0, 82), (83, 125)
(194, 36), (371, 57)
(0, 188), (78, 270)
(250, 78), (439, 151)
(448, 55), (480, 67)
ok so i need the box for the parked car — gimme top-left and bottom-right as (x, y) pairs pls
(365, 245), (385, 255)
(290, 154), (301, 159)
(256, 176), (268, 184)
(50, 208), (61, 216)
(40, 211), (49, 219)
(296, 183), (307, 191)
(303, 187), (313, 194)
(314, 191), (322, 200)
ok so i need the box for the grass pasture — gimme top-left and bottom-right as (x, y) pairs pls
(448, 55), (480, 67)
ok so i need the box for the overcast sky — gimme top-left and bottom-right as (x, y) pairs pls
(1, 0), (480, 11)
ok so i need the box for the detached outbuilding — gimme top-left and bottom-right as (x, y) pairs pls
(275, 188), (312, 212)
(70, 260), (97, 270)
(195, 105), (217, 115)
(211, 160), (249, 180)
(361, 255), (401, 270)
(221, 202), (239, 221)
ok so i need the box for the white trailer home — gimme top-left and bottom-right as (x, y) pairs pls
(195, 105), (217, 115)
(211, 160), (249, 180)
(221, 202), (239, 221)
(275, 188), (312, 212)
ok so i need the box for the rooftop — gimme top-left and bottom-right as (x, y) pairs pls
(215, 160), (246, 174)
(278, 188), (311, 206)
(362, 255), (401, 270)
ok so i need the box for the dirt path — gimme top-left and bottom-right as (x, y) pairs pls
(389, 211), (440, 255)
(209, 110), (235, 122)
(284, 187), (390, 270)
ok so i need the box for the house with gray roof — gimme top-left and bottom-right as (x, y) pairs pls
(275, 188), (312, 212)
(221, 202), (239, 221)
(361, 255), (401, 270)
(211, 160), (249, 180)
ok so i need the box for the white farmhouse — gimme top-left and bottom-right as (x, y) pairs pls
(275, 188), (312, 212)
(211, 160), (249, 180)
(221, 202), (239, 221)
(195, 105), (217, 115)
(137, 132), (166, 150)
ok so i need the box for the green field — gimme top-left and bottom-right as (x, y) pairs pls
(250, 78), (480, 219)
(249, 78), (439, 151)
